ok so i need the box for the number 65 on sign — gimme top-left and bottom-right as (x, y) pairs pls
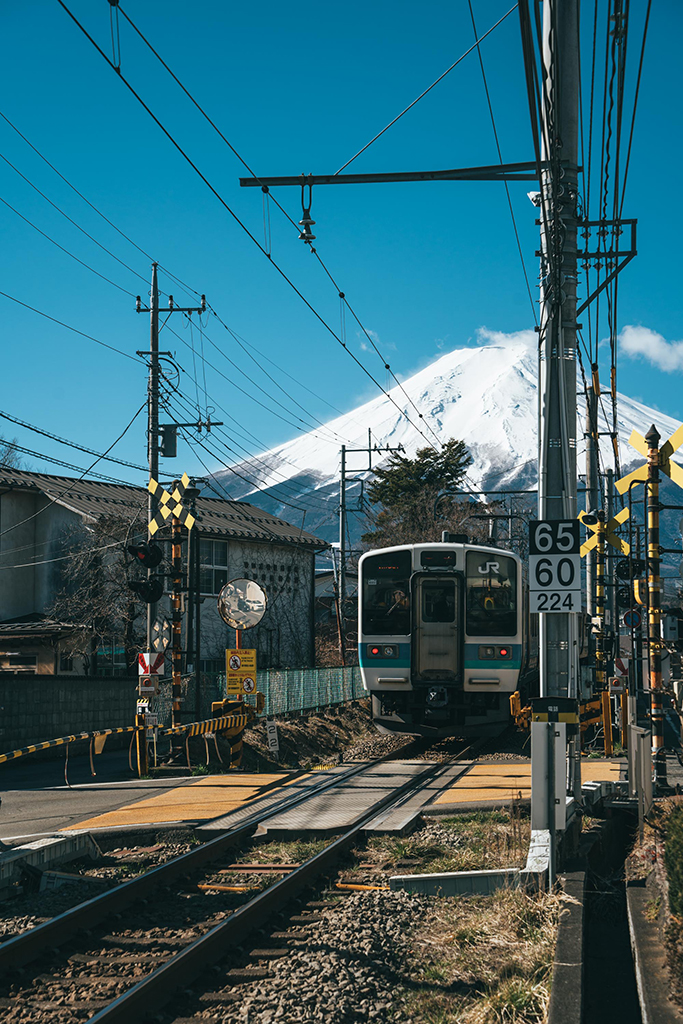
(528, 520), (582, 614)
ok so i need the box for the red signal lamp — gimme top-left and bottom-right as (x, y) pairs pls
(371, 647), (380, 655)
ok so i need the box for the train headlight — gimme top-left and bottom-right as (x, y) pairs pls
(366, 644), (398, 658)
(478, 645), (496, 660)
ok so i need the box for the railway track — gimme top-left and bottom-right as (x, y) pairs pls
(0, 743), (478, 1023)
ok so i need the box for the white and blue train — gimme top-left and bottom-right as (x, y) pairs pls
(358, 540), (539, 738)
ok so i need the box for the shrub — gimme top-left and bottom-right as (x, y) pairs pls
(665, 806), (683, 917)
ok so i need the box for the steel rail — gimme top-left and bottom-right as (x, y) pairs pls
(87, 755), (464, 1024)
(0, 752), (411, 972)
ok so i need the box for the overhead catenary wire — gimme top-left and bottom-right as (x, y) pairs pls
(333, 3), (520, 174)
(113, 2), (441, 445)
(467, 0), (538, 327)
(56, 0), (439, 454)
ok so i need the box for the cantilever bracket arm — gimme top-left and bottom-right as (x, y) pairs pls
(576, 253), (635, 316)
(240, 161), (546, 188)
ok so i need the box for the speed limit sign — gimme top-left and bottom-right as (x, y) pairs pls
(529, 520), (582, 613)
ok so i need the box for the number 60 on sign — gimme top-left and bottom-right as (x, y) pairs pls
(528, 520), (582, 614)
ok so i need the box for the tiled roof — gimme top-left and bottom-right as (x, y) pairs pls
(0, 469), (327, 549)
(0, 620), (76, 637)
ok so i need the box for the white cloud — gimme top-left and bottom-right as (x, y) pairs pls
(620, 325), (683, 372)
(476, 327), (536, 349)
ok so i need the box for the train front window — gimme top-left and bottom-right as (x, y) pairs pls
(362, 551), (412, 636)
(422, 580), (456, 622)
(465, 552), (517, 637)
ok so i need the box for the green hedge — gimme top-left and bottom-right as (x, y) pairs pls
(665, 806), (683, 917)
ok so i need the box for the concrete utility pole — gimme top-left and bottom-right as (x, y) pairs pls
(136, 265), (206, 653)
(538, 0), (580, 703)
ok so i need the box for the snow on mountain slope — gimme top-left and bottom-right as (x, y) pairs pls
(208, 332), (681, 543)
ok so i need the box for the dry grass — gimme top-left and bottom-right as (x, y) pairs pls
(401, 887), (560, 1023)
(347, 810), (531, 884)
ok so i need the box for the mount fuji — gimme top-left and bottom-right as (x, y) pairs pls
(208, 330), (681, 547)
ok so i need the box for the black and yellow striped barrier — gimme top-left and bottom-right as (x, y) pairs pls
(0, 726), (137, 764)
(158, 714), (249, 738)
(0, 713), (250, 766)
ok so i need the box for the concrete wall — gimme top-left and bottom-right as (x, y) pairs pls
(0, 674), (140, 752)
(0, 488), (81, 621)
(198, 540), (315, 669)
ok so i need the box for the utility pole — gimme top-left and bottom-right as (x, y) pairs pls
(136, 267), (206, 654)
(338, 434), (404, 650)
(538, 0), (580, 701)
(536, 0), (581, 842)
(645, 425), (667, 787)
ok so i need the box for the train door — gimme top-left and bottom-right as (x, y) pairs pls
(413, 576), (461, 681)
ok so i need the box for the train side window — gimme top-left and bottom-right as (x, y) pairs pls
(361, 550), (412, 636)
(465, 552), (517, 637)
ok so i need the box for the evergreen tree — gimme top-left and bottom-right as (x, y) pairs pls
(362, 439), (473, 547)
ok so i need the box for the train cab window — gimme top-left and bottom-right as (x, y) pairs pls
(421, 580), (456, 622)
(361, 551), (412, 636)
(465, 552), (517, 637)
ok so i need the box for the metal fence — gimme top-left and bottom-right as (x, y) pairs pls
(201, 666), (365, 717)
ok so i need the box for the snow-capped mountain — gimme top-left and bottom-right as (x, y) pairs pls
(208, 331), (681, 546)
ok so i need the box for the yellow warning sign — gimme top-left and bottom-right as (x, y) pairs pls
(226, 649), (256, 673)
(225, 649), (257, 695)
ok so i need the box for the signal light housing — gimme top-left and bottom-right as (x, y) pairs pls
(129, 578), (164, 603)
(127, 542), (163, 568)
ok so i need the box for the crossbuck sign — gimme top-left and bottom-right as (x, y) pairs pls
(528, 520), (582, 614)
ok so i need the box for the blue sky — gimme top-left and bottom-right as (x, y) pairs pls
(0, 0), (679, 486)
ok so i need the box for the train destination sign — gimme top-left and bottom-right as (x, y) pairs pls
(528, 519), (582, 614)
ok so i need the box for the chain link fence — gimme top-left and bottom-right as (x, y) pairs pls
(196, 666), (365, 718)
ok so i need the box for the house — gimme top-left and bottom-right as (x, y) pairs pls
(0, 469), (328, 674)
(314, 568), (358, 623)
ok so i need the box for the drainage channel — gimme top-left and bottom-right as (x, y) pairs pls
(582, 815), (642, 1024)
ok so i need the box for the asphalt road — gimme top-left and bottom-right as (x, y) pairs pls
(0, 749), (195, 845)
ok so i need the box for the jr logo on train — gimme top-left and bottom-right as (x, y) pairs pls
(358, 542), (539, 738)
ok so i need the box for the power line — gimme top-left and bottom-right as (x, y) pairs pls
(0, 442), (135, 485)
(56, 0), (439, 453)
(0, 290), (144, 364)
(0, 409), (148, 473)
(0, 402), (146, 540)
(0, 195), (137, 297)
(0, 151), (148, 288)
(115, 3), (440, 446)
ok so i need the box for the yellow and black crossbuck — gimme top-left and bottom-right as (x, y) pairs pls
(148, 471), (196, 535)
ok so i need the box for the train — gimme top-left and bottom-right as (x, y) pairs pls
(358, 538), (539, 738)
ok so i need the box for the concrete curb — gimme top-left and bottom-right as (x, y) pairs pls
(627, 875), (683, 1024)
(547, 871), (585, 1024)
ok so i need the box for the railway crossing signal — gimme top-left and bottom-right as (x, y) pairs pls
(615, 423), (683, 495)
(148, 472), (196, 535)
(578, 507), (630, 556)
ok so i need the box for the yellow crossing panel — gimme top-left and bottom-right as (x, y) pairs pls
(63, 773), (298, 830)
(432, 760), (625, 806)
